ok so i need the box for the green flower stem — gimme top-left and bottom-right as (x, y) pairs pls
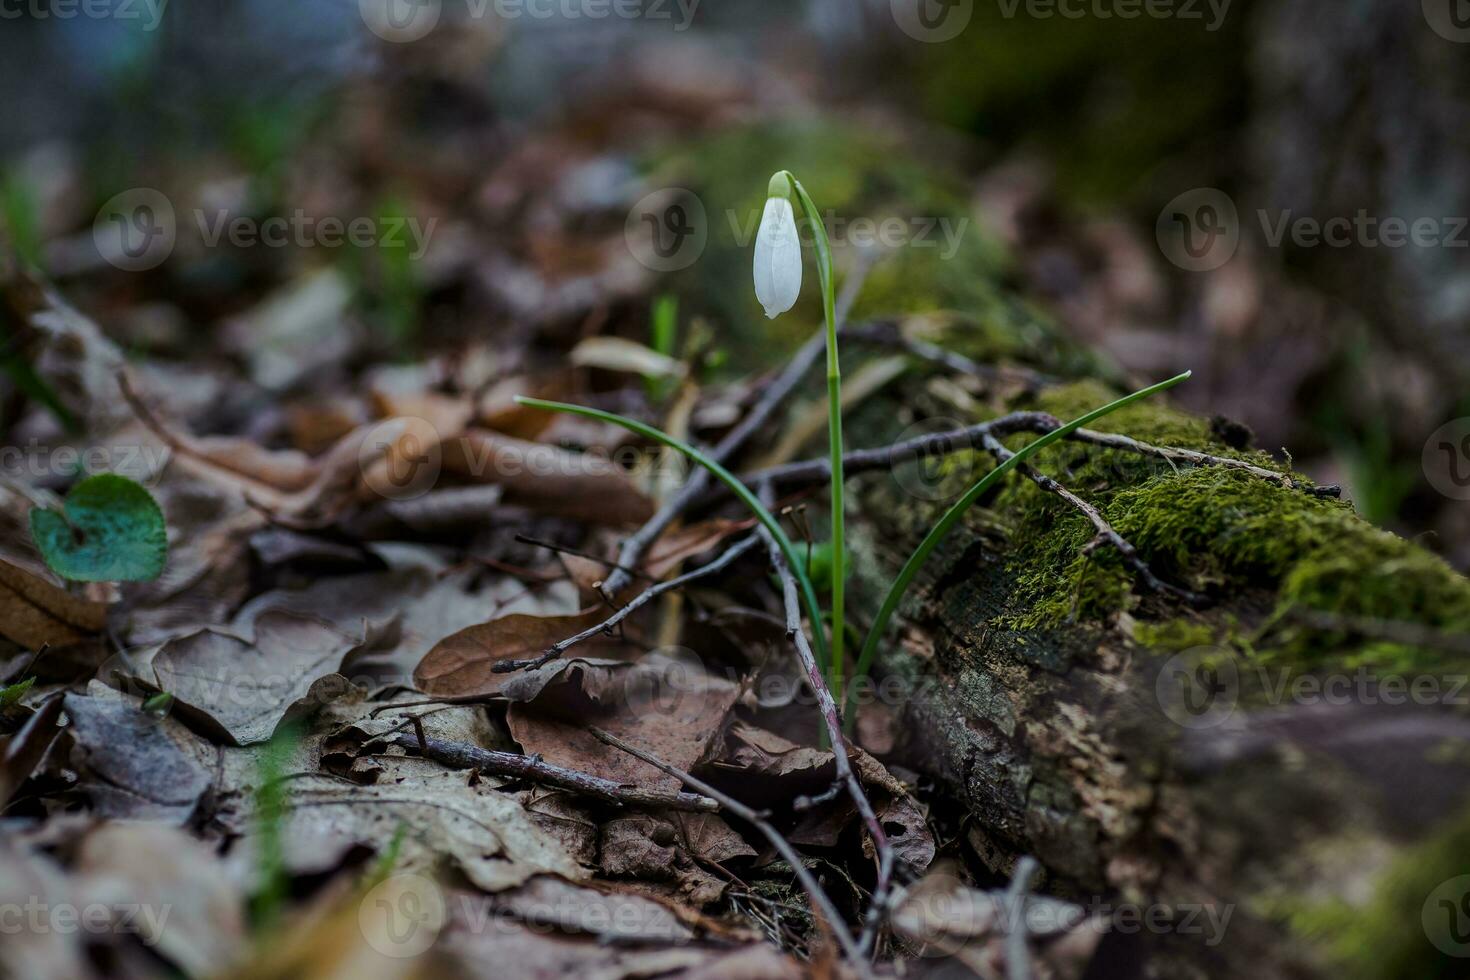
(514, 396), (830, 669)
(784, 171), (845, 706)
(843, 372), (1192, 730)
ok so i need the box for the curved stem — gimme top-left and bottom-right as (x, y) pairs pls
(844, 372), (1192, 728)
(514, 396), (829, 669)
(786, 171), (845, 706)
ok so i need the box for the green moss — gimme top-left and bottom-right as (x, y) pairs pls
(1131, 618), (1219, 652)
(1269, 804), (1470, 979)
(958, 379), (1470, 670)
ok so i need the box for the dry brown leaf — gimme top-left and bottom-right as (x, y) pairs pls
(890, 867), (1104, 979)
(413, 608), (611, 698)
(73, 823), (247, 978)
(507, 649), (739, 794)
(0, 837), (92, 979)
(444, 429), (654, 525)
(131, 610), (370, 746)
(569, 336), (686, 380)
(125, 378), (434, 523)
(62, 690), (212, 823)
(0, 558), (111, 651)
(263, 767), (589, 892)
(643, 517), (752, 581)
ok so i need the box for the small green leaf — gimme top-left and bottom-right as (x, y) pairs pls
(29, 474), (167, 583)
(0, 676), (35, 709)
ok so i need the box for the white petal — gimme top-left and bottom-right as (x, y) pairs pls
(753, 197), (802, 319)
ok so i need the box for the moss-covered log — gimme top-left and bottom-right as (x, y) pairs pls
(843, 363), (1470, 979)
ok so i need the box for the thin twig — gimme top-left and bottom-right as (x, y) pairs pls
(754, 485), (894, 961)
(599, 263), (873, 597)
(588, 726), (874, 979)
(1068, 428), (1340, 497)
(1005, 856), (1040, 980)
(492, 533), (763, 673)
(981, 432), (1205, 606)
(737, 412), (1338, 500)
(386, 733), (719, 812)
(514, 533), (653, 583)
(736, 412), (1060, 492)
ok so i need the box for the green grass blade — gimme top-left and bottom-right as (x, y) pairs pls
(787, 172), (846, 704)
(515, 396), (830, 668)
(845, 372), (1192, 726)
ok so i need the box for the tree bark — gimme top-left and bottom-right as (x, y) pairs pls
(841, 381), (1470, 979)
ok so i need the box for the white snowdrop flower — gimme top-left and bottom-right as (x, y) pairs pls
(753, 172), (802, 319)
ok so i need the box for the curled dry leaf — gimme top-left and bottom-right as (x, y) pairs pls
(569, 335), (686, 380)
(444, 429), (654, 525)
(128, 610), (373, 746)
(62, 690), (212, 823)
(0, 556), (112, 651)
(413, 608), (614, 698)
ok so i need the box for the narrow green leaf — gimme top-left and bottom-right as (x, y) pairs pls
(514, 396), (830, 669)
(29, 474), (167, 583)
(846, 372), (1193, 726)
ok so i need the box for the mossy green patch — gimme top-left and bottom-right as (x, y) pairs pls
(1267, 803), (1470, 979)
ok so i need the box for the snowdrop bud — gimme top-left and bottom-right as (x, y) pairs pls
(753, 173), (802, 319)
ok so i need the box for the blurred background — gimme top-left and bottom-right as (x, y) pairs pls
(3, 0), (1469, 562)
